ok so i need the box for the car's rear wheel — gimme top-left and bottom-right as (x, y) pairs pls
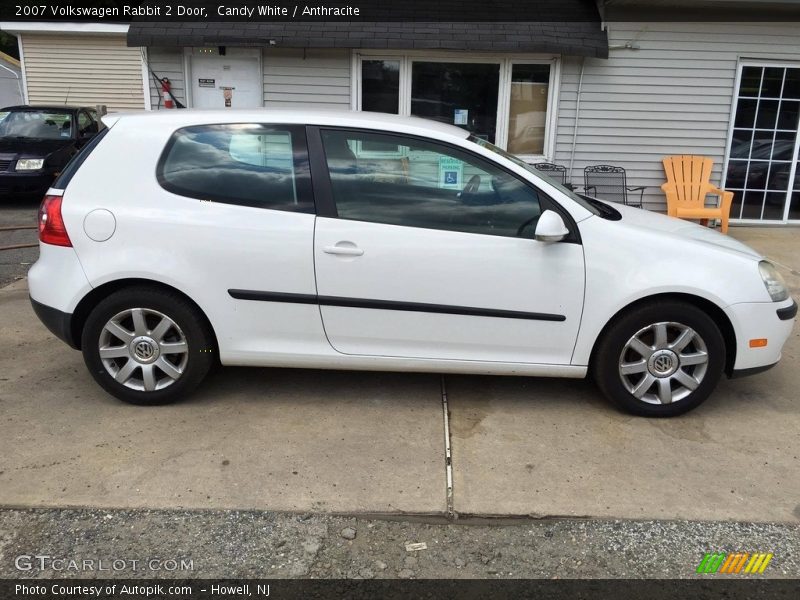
(592, 300), (725, 417)
(81, 287), (215, 405)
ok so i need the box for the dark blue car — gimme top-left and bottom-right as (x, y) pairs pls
(0, 105), (100, 198)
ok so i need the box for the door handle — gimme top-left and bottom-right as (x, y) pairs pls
(324, 244), (364, 257)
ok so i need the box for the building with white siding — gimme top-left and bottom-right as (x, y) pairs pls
(2, 0), (799, 224)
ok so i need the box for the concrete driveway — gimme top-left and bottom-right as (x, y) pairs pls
(0, 228), (798, 522)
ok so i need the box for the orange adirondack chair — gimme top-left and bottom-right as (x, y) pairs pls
(661, 155), (734, 234)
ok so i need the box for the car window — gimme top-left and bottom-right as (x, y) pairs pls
(157, 124), (314, 212)
(468, 135), (601, 217)
(0, 110), (73, 140)
(321, 129), (542, 239)
(78, 111), (93, 133)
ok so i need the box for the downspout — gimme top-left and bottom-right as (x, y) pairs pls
(568, 57), (586, 183)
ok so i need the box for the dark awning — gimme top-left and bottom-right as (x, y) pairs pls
(128, 21), (608, 59)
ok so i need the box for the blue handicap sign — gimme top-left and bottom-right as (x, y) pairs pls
(444, 171), (459, 185)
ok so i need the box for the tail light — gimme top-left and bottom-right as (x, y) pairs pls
(38, 194), (72, 247)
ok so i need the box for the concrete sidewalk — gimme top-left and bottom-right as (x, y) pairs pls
(0, 280), (445, 514)
(448, 228), (800, 522)
(0, 228), (798, 522)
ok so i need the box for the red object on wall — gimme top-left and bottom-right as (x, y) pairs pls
(161, 78), (174, 109)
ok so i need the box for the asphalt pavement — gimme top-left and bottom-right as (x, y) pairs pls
(0, 198), (38, 287)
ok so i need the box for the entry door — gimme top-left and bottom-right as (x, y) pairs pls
(190, 48), (262, 109)
(312, 128), (585, 364)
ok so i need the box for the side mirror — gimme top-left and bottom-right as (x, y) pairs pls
(534, 210), (569, 243)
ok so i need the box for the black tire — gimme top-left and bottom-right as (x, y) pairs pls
(592, 300), (726, 417)
(81, 286), (215, 405)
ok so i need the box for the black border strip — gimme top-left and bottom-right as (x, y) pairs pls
(777, 299), (797, 321)
(228, 289), (565, 322)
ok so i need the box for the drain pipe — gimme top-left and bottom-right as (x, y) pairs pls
(568, 57), (587, 184)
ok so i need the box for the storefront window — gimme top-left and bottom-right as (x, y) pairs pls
(507, 64), (551, 155)
(357, 55), (556, 158)
(411, 62), (500, 143)
(361, 60), (400, 114)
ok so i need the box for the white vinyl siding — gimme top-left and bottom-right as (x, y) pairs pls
(263, 48), (350, 108)
(21, 34), (145, 111)
(553, 22), (800, 211)
(146, 47), (186, 109)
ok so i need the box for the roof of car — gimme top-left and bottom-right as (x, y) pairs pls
(1, 105), (85, 112)
(103, 109), (472, 140)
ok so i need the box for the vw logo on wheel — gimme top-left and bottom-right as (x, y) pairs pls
(654, 355), (673, 372)
(135, 341), (154, 360)
(647, 349), (680, 378)
(130, 336), (160, 363)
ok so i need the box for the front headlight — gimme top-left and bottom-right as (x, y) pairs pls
(16, 158), (44, 171)
(759, 261), (789, 302)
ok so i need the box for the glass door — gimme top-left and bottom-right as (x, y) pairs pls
(724, 64), (800, 223)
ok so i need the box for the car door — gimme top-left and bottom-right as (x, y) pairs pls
(149, 123), (323, 361)
(310, 127), (585, 365)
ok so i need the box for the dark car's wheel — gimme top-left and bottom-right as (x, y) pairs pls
(592, 300), (725, 417)
(81, 287), (215, 405)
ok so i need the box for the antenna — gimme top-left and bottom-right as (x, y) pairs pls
(64, 87), (71, 104)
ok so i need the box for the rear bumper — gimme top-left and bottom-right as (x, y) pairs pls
(0, 171), (55, 197)
(30, 297), (77, 348)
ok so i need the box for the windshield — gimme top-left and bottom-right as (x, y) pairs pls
(0, 110), (74, 140)
(468, 135), (600, 216)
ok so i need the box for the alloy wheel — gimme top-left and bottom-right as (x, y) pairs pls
(97, 308), (189, 392)
(618, 321), (709, 405)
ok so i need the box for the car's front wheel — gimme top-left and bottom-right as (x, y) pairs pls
(592, 300), (726, 417)
(81, 286), (215, 405)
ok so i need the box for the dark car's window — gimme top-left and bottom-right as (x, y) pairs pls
(320, 129), (542, 239)
(158, 124), (314, 212)
(77, 111), (96, 134)
(0, 110), (73, 140)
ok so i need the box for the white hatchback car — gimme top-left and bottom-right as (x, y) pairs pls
(29, 110), (795, 416)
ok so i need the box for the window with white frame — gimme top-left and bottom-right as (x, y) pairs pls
(354, 53), (559, 161)
(724, 63), (800, 223)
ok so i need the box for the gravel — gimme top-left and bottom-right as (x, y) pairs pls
(0, 508), (798, 579)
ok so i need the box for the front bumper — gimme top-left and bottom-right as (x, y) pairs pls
(725, 297), (796, 372)
(0, 171), (56, 197)
(777, 299), (798, 321)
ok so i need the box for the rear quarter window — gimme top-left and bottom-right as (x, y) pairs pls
(156, 124), (314, 212)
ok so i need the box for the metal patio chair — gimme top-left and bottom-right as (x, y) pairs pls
(532, 162), (574, 190)
(583, 165), (645, 208)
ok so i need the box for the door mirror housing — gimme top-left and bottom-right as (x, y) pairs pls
(534, 210), (569, 243)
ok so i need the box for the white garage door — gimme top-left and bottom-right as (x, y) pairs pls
(190, 48), (262, 109)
